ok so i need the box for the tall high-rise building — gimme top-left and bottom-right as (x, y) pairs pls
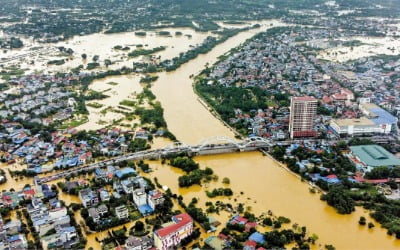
(289, 96), (317, 139)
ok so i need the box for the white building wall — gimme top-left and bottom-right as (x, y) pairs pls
(49, 207), (67, 220)
(133, 191), (147, 207)
(330, 121), (392, 135)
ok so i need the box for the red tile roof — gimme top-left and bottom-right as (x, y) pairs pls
(23, 189), (35, 197)
(322, 96), (332, 104)
(246, 222), (257, 228)
(366, 179), (389, 184)
(332, 93), (347, 100)
(155, 213), (192, 238)
(218, 233), (228, 240)
(326, 174), (338, 179)
(244, 240), (257, 247)
(231, 215), (248, 225)
(341, 88), (353, 95)
(354, 176), (364, 182)
(150, 190), (163, 199)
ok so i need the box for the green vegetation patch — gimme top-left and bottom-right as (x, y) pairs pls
(134, 102), (166, 128)
(157, 31), (171, 36)
(178, 167), (214, 187)
(58, 116), (89, 129)
(86, 102), (104, 108)
(106, 81), (119, 86)
(84, 90), (109, 101)
(86, 62), (100, 70)
(119, 99), (136, 107)
(47, 59), (66, 65)
(140, 75), (159, 84)
(206, 188), (233, 198)
(134, 31), (147, 36)
(0, 68), (26, 80)
(128, 46), (166, 57)
(170, 156), (199, 172)
(342, 40), (365, 47)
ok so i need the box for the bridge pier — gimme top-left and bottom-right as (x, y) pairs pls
(37, 137), (273, 183)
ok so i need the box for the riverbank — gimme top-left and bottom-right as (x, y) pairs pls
(151, 20), (400, 249)
(193, 71), (325, 193)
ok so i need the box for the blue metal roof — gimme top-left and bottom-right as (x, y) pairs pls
(249, 232), (265, 244)
(95, 168), (105, 176)
(369, 108), (397, 125)
(8, 235), (21, 242)
(60, 226), (76, 233)
(115, 167), (136, 179)
(138, 204), (153, 215)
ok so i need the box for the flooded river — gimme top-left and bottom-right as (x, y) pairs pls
(3, 18), (400, 249)
(149, 20), (400, 249)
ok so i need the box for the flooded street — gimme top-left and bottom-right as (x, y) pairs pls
(149, 20), (400, 249)
(2, 18), (400, 249)
(0, 162), (34, 191)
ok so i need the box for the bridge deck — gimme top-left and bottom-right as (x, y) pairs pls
(36, 140), (271, 184)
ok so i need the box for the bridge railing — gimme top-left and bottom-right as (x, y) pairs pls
(36, 137), (272, 183)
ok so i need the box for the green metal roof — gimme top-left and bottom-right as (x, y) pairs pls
(350, 145), (400, 167)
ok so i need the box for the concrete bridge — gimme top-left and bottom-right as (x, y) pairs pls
(36, 136), (272, 184)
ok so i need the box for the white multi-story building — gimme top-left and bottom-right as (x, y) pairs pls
(115, 205), (129, 219)
(154, 213), (193, 250)
(133, 189), (147, 208)
(147, 190), (164, 210)
(331, 103), (397, 136)
(48, 207), (67, 220)
(78, 188), (99, 208)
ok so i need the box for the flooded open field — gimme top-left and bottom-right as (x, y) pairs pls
(76, 75), (143, 131)
(148, 19), (400, 249)
(2, 18), (400, 249)
(0, 27), (210, 74)
(318, 36), (400, 62)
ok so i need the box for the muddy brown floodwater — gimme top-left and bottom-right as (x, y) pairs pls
(150, 20), (400, 249)
(3, 19), (400, 249)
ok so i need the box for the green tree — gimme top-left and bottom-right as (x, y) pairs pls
(321, 186), (355, 214)
(134, 221), (145, 232)
(359, 216), (366, 225)
(222, 177), (230, 184)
